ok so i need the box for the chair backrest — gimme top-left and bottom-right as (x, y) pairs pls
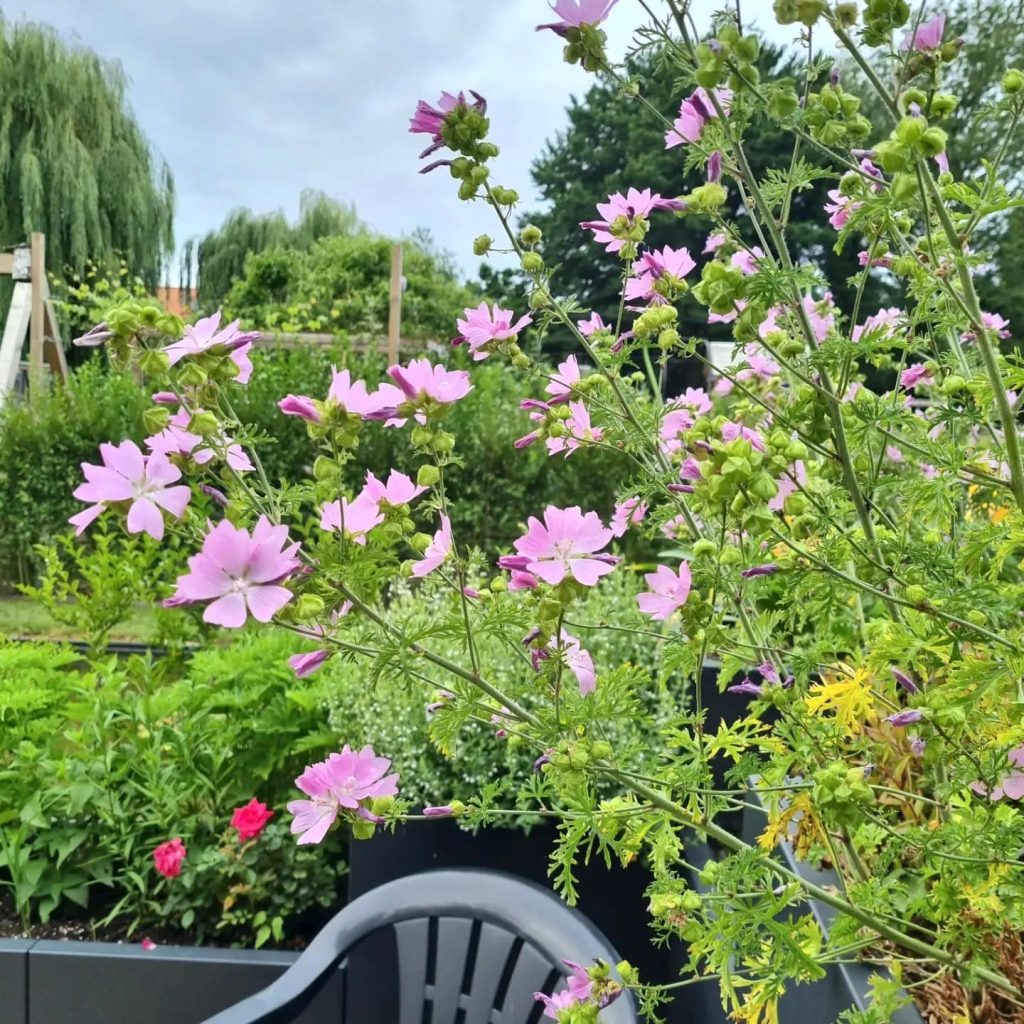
(203, 868), (637, 1024)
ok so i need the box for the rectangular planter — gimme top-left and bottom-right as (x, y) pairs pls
(741, 797), (923, 1024)
(0, 939), (343, 1024)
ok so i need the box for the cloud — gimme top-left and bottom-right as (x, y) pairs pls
(12, 0), (817, 280)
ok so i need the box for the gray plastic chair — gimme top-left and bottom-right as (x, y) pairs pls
(202, 868), (637, 1024)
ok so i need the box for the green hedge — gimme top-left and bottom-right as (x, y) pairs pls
(0, 348), (626, 587)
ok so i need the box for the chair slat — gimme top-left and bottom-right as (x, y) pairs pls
(462, 923), (518, 1024)
(429, 917), (475, 1023)
(498, 942), (557, 1024)
(395, 919), (431, 1024)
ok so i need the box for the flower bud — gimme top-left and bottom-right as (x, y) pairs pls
(512, 352), (531, 369)
(472, 234), (493, 256)
(658, 328), (681, 351)
(521, 252), (544, 274)
(143, 406), (171, 434)
(313, 455), (341, 482)
(432, 431), (456, 453)
(177, 362), (208, 388)
(139, 348), (171, 376)
(918, 127), (948, 157)
(895, 115), (926, 147)
(904, 584), (927, 605)
(190, 411), (219, 437)
(294, 594), (325, 619)
(1004, 68), (1024, 94)
(520, 224), (543, 245)
(416, 463), (441, 487)
(834, 2), (858, 27)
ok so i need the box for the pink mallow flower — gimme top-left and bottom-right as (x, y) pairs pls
(610, 496), (647, 537)
(902, 13), (945, 51)
(552, 631), (596, 695)
(153, 838), (186, 879)
(278, 394), (322, 423)
(852, 307), (904, 342)
(637, 563), (691, 620)
(962, 312), (1011, 343)
(665, 87), (732, 148)
(168, 516), (300, 627)
(625, 246), (696, 303)
(577, 312), (609, 337)
(146, 409), (252, 473)
(455, 302), (532, 361)
(163, 312), (257, 384)
(363, 469), (427, 507)
(546, 401), (602, 457)
(824, 189), (861, 230)
(900, 363), (934, 390)
(386, 359), (472, 419)
(536, 0), (618, 34)
(231, 799), (274, 842)
(328, 368), (397, 418)
(971, 746), (1024, 802)
(512, 505), (618, 586)
(411, 515), (452, 578)
(580, 188), (681, 253)
(409, 90), (486, 162)
(320, 493), (385, 544)
(71, 440), (190, 541)
(288, 745), (399, 845)
(546, 355), (582, 403)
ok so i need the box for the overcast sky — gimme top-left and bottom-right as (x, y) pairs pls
(12, 1), (822, 279)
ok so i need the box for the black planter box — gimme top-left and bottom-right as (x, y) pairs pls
(741, 798), (923, 1023)
(0, 938), (343, 1024)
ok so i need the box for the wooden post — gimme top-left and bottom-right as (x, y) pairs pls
(29, 233), (45, 392)
(387, 244), (403, 365)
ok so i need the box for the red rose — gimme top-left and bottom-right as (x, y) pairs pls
(231, 798), (274, 842)
(153, 837), (186, 878)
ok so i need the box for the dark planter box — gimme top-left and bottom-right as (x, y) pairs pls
(0, 938), (343, 1024)
(741, 798), (923, 1023)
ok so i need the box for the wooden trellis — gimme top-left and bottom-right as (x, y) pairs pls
(0, 232), (68, 405)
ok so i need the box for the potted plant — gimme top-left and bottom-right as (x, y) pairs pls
(55, 1), (1024, 1021)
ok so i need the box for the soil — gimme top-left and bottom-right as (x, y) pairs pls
(0, 891), (327, 951)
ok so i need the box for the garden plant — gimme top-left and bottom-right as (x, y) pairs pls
(57, 0), (1024, 1021)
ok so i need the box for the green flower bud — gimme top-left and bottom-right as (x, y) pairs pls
(919, 127), (948, 157)
(931, 93), (957, 117)
(658, 328), (681, 351)
(313, 456), (341, 482)
(904, 584), (927, 605)
(1004, 69), (1024, 94)
(520, 224), (543, 245)
(142, 406), (171, 434)
(512, 352), (531, 369)
(294, 594), (325, 619)
(719, 546), (742, 566)
(416, 463), (441, 487)
(895, 116), (926, 147)
(834, 2), (858, 27)
(432, 430), (456, 454)
(177, 362), (208, 388)
(521, 252), (544, 274)
(966, 609), (987, 627)
(873, 139), (911, 174)
(529, 288), (551, 310)
(473, 234), (493, 256)
(940, 374), (967, 394)
(411, 532), (433, 553)
(351, 820), (376, 841)
(190, 411), (219, 437)
(891, 173), (918, 204)
(139, 348), (171, 376)
(457, 180), (478, 201)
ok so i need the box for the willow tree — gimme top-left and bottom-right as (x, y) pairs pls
(192, 190), (364, 310)
(0, 17), (174, 288)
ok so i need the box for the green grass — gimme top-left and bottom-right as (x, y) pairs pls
(0, 597), (158, 642)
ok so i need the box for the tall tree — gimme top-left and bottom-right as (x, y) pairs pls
(526, 44), (866, 342)
(193, 190), (363, 310)
(0, 17), (174, 288)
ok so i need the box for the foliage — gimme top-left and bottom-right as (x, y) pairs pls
(0, 17), (173, 287)
(192, 190), (364, 311)
(0, 632), (342, 944)
(222, 231), (478, 341)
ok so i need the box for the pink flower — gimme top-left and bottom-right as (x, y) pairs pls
(825, 189), (861, 230)
(289, 649), (332, 678)
(287, 745), (399, 845)
(363, 469), (427, 506)
(497, 554), (540, 591)
(962, 312), (1011, 343)
(146, 409), (252, 473)
(71, 440), (190, 541)
(328, 368), (393, 418)
(546, 356), (581, 403)
(722, 421), (766, 453)
(577, 312), (609, 337)
(971, 746), (1024, 801)
(153, 838), (186, 879)
(231, 798), (274, 842)
(626, 246), (696, 303)
(769, 460), (807, 513)
(546, 401), (602, 457)
(552, 631), (597, 695)
(163, 312), (257, 384)
(902, 13), (945, 51)
(409, 90), (486, 162)
(455, 302), (532, 361)
(637, 563), (691, 620)
(536, 0), (618, 34)
(852, 307), (904, 342)
(858, 249), (894, 269)
(386, 359), (472, 411)
(320, 494), (385, 544)
(763, 295), (835, 343)
(73, 322), (114, 347)
(580, 188), (680, 253)
(665, 88), (732, 148)
(731, 247), (764, 276)
(703, 232), (727, 253)
(411, 515), (452, 578)
(610, 496), (647, 537)
(900, 363), (934, 389)
(168, 515), (300, 627)
(513, 505), (617, 586)
(278, 394), (322, 423)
